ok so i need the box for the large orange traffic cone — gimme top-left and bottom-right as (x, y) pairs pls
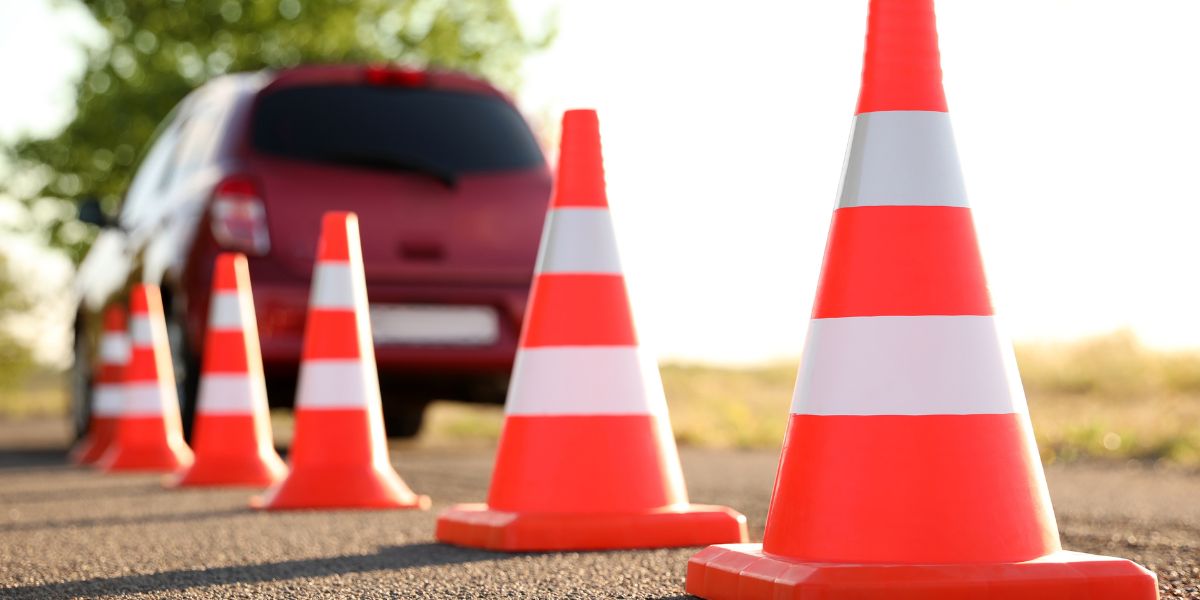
(171, 253), (286, 487)
(253, 212), (428, 510)
(70, 305), (129, 465)
(436, 109), (747, 551)
(684, 1), (1157, 598)
(98, 285), (194, 472)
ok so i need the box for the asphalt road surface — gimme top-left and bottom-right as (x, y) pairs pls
(1, 419), (1198, 599)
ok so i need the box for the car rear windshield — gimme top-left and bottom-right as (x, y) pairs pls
(251, 85), (544, 175)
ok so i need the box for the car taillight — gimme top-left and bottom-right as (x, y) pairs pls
(365, 65), (428, 87)
(210, 175), (270, 256)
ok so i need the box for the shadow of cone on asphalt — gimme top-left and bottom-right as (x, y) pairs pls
(0, 543), (510, 598)
(97, 284), (194, 473)
(170, 253), (286, 487)
(683, 1), (1159, 598)
(435, 109), (748, 551)
(252, 212), (429, 510)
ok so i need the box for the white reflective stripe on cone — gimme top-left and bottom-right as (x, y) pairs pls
(837, 111), (968, 208)
(99, 333), (131, 364)
(195, 374), (261, 415)
(123, 382), (168, 416)
(309, 263), (359, 310)
(792, 315), (1027, 416)
(129, 317), (154, 346)
(208, 292), (247, 331)
(535, 208), (623, 274)
(294, 359), (378, 409)
(92, 384), (124, 416)
(504, 346), (668, 416)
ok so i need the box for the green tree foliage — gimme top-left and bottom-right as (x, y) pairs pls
(3, 0), (550, 262)
(0, 253), (34, 390)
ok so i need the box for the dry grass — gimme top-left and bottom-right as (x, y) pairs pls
(660, 362), (793, 448)
(1018, 331), (1200, 465)
(5, 331), (1198, 465)
(1029, 393), (1200, 465)
(657, 331), (1200, 466)
(420, 402), (505, 447)
(0, 370), (69, 420)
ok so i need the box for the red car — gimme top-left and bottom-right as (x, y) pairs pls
(73, 65), (551, 437)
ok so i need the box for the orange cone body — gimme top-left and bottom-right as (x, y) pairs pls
(436, 109), (747, 551)
(70, 306), (129, 465)
(253, 212), (428, 510)
(97, 285), (194, 472)
(685, 1), (1157, 598)
(171, 253), (286, 487)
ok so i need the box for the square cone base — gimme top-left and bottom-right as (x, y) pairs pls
(436, 503), (748, 551)
(686, 544), (1158, 600)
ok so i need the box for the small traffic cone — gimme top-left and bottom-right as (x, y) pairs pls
(252, 212), (428, 510)
(170, 253), (285, 487)
(436, 109), (747, 551)
(684, 1), (1158, 598)
(97, 284), (194, 472)
(70, 305), (129, 465)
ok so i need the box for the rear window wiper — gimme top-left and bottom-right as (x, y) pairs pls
(317, 150), (457, 187)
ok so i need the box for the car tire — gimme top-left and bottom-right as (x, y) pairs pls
(165, 305), (200, 441)
(69, 320), (92, 442)
(382, 401), (428, 439)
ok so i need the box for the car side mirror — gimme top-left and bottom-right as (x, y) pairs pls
(77, 196), (113, 228)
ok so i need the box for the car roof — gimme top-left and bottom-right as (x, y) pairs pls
(188, 64), (516, 117)
(261, 64), (511, 102)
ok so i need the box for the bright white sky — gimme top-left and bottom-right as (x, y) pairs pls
(2, 0), (1199, 364)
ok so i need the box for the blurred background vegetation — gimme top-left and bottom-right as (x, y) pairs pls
(0, 254), (34, 393)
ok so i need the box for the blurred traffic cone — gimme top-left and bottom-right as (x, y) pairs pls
(685, 1), (1157, 598)
(436, 109), (747, 551)
(171, 253), (285, 487)
(70, 305), (129, 465)
(98, 285), (194, 472)
(253, 212), (428, 510)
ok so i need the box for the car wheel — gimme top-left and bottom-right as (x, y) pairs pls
(165, 306), (200, 440)
(382, 401), (428, 439)
(70, 321), (92, 442)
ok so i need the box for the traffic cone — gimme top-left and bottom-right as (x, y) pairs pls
(252, 212), (429, 510)
(436, 109), (747, 551)
(684, 1), (1158, 598)
(70, 305), (129, 465)
(97, 285), (194, 472)
(170, 253), (286, 487)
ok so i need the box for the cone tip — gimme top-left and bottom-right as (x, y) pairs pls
(551, 109), (607, 209)
(102, 304), (127, 332)
(213, 253), (248, 292)
(129, 284), (160, 315)
(562, 108), (599, 126)
(856, 0), (948, 114)
(317, 211), (358, 262)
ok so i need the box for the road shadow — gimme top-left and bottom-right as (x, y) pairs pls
(0, 449), (70, 470)
(0, 507), (249, 534)
(0, 481), (166, 505)
(2, 542), (520, 599)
